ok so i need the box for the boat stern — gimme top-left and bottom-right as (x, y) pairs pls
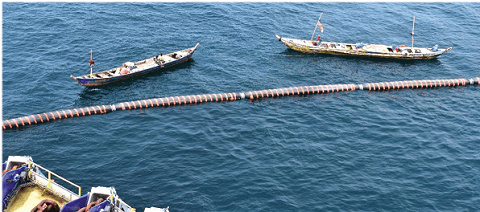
(4, 156), (33, 170)
(3, 156), (171, 212)
(188, 43), (200, 55)
(444, 46), (453, 53)
(430, 46), (453, 58)
(71, 74), (111, 87)
(70, 74), (90, 86)
(275, 34), (282, 41)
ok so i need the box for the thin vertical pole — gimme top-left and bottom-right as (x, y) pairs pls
(310, 12), (323, 41)
(90, 49), (93, 76)
(411, 16), (415, 48)
(47, 171), (52, 189)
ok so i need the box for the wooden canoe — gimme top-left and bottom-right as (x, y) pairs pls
(71, 43), (199, 87)
(276, 35), (451, 60)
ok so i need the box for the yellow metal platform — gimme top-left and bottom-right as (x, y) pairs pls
(5, 185), (66, 212)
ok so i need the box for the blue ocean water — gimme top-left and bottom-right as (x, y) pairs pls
(2, 2), (480, 211)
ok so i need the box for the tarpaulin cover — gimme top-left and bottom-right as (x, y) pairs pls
(59, 193), (89, 212)
(2, 166), (27, 210)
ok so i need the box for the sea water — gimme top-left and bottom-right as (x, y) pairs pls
(3, 3), (480, 211)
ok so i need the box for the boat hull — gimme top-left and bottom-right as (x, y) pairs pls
(276, 35), (452, 60)
(2, 156), (169, 212)
(71, 43), (199, 87)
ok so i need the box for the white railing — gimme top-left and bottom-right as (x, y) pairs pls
(29, 161), (81, 201)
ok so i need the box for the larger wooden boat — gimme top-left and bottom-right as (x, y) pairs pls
(276, 14), (452, 60)
(71, 43), (199, 87)
(2, 156), (169, 212)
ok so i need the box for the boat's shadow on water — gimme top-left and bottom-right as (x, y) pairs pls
(75, 60), (195, 106)
(279, 49), (443, 66)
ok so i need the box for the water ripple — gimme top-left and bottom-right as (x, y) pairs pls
(3, 3), (480, 211)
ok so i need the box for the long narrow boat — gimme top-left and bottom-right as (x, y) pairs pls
(2, 156), (169, 212)
(276, 15), (452, 60)
(71, 43), (199, 87)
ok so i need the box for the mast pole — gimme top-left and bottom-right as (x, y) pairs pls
(310, 12), (323, 41)
(411, 16), (415, 48)
(89, 49), (94, 76)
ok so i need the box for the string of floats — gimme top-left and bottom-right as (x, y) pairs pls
(4, 76), (479, 130)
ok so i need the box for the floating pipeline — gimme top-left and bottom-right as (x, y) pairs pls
(2, 105), (113, 130)
(3, 77), (479, 130)
(113, 92), (240, 111)
(2, 93), (241, 131)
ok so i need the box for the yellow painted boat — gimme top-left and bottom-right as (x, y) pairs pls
(276, 15), (452, 60)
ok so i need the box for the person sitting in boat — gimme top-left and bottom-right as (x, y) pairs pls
(120, 68), (129, 74)
(317, 35), (321, 41)
(31, 199), (60, 212)
(158, 53), (163, 61)
(77, 198), (105, 212)
(2, 165), (18, 176)
(115, 66), (129, 75)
